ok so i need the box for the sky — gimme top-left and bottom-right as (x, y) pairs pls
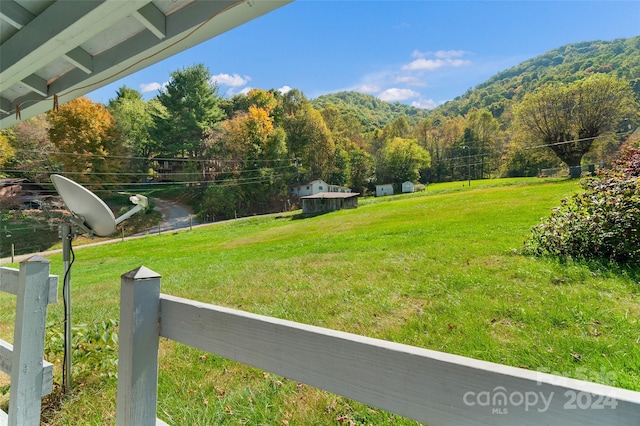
(87, 0), (640, 110)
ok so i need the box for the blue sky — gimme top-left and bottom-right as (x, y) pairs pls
(87, 0), (640, 110)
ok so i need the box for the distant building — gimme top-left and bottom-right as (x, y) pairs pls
(301, 192), (359, 215)
(290, 180), (351, 197)
(375, 184), (394, 197)
(0, 178), (51, 209)
(402, 181), (415, 193)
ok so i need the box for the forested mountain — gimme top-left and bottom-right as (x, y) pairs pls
(436, 36), (640, 120)
(307, 37), (640, 132)
(311, 91), (428, 132)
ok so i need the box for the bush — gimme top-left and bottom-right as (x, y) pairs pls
(525, 149), (640, 265)
(45, 319), (120, 381)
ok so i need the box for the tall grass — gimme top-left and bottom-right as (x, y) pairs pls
(1, 178), (638, 425)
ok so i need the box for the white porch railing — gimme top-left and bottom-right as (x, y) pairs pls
(0, 256), (58, 426)
(116, 266), (640, 426)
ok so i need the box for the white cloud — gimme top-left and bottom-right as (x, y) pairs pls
(378, 88), (420, 102)
(210, 73), (251, 87)
(402, 58), (447, 71)
(355, 84), (381, 93)
(402, 57), (471, 71)
(435, 50), (466, 59)
(139, 82), (165, 93)
(277, 85), (293, 94)
(393, 75), (426, 87)
(238, 87), (253, 95)
(448, 59), (472, 67)
(413, 49), (467, 59)
(411, 98), (440, 110)
(412, 49), (427, 58)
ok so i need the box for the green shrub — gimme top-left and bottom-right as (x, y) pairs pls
(45, 319), (119, 382)
(525, 149), (640, 265)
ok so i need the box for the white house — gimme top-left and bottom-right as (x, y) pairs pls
(375, 184), (394, 197)
(402, 181), (415, 193)
(290, 180), (351, 197)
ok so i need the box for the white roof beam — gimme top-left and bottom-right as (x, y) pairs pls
(64, 47), (94, 74)
(0, 0), (35, 29)
(21, 75), (48, 97)
(133, 3), (166, 39)
(0, 0), (148, 93)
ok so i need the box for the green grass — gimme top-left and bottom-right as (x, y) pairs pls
(1, 177), (638, 425)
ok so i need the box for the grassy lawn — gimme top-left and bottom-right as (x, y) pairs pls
(1, 177), (638, 424)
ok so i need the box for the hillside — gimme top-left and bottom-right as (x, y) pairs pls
(311, 91), (428, 132)
(435, 36), (640, 120)
(310, 37), (640, 130)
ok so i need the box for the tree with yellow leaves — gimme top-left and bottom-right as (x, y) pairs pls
(48, 97), (123, 183)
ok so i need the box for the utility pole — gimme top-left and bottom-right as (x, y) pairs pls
(463, 146), (471, 186)
(294, 157), (301, 205)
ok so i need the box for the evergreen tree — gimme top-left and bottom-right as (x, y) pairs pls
(153, 64), (223, 159)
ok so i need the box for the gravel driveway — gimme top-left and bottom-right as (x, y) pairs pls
(151, 198), (198, 231)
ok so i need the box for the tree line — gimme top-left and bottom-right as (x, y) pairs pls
(0, 63), (637, 220)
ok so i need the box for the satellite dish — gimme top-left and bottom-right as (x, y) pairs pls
(51, 174), (148, 237)
(50, 174), (148, 394)
(51, 174), (116, 237)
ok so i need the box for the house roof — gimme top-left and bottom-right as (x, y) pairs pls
(301, 192), (359, 199)
(0, 0), (292, 129)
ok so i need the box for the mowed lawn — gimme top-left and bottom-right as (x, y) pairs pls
(1, 177), (638, 425)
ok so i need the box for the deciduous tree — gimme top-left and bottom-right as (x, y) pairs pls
(108, 86), (157, 175)
(1, 115), (56, 182)
(48, 97), (122, 183)
(377, 137), (430, 185)
(348, 148), (374, 194)
(282, 90), (335, 181)
(515, 74), (637, 176)
(0, 133), (14, 169)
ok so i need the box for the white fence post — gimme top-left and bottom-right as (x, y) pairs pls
(116, 266), (161, 426)
(7, 256), (53, 426)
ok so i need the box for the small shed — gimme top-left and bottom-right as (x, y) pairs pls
(402, 181), (415, 193)
(301, 192), (359, 215)
(375, 184), (394, 197)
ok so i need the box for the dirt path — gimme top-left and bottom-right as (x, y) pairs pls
(151, 198), (198, 231)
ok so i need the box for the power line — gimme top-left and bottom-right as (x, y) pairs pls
(523, 135), (603, 150)
(522, 130), (629, 151)
(9, 149), (293, 163)
(0, 164), (294, 177)
(71, 173), (290, 191)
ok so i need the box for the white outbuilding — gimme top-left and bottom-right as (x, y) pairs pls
(402, 181), (415, 193)
(375, 184), (394, 197)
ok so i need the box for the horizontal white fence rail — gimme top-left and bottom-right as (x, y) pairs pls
(117, 266), (640, 426)
(0, 341), (53, 398)
(0, 256), (58, 426)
